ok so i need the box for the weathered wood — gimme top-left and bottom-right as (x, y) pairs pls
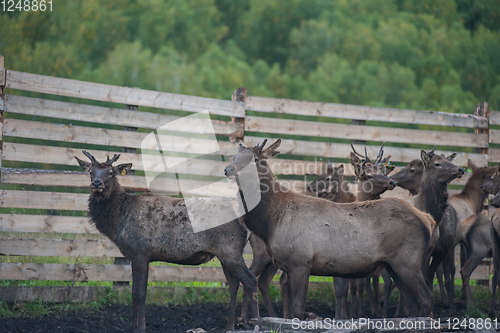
(0, 214), (97, 234)
(245, 116), (488, 148)
(3, 118), (239, 155)
(0, 286), (230, 304)
(244, 136), (487, 166)
(246, 96), (489, 129)
(4, 95), (244, 137)
(5, 71), (245, 117)
(474, 102), (490, 155)
(250, 316), (440, 333)
(0, 262), (226, 282)
(0, 189), (88, 210)
(0, 238), (122, 257)
(0, 169), (238, 197)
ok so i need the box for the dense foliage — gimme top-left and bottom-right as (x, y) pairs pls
(1, 0), (499, 112)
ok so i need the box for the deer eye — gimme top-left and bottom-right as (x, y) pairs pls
(435, 163), (441, 167)
(367, 174), (374, 179)
(409, 169), (415, 173)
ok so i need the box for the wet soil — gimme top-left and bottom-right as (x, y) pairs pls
(0, 297), (474, 333)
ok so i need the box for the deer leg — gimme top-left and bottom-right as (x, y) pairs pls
(280, 272), (292, 318)
(460, 242), (469, 301)
(435, 264), (447, 306)
(381, 269), (393, 318)
(364, 277), (381, 317)
(356, 278), (365, 318)
(241, 253), (267, 320)
(221, 266), (240, 330)
(387, 265), (433, 317)
(441, 252), (457, 316)
(131, 260), (149, 333)
(334, 277), (348, 319)
(461, 247), (490, 306)
(349, 279), (357, 317)
(288, 267), (311, 319)
(491, 231), (500, 317)
(218, 256), (258, 327)
(257, 263), (279, 317)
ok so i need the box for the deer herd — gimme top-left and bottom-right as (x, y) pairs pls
(76, 138), (500, 332)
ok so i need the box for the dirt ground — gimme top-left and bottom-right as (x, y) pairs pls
(0, 296), (473, 333)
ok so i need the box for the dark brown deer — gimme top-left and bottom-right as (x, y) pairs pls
(393, 158), (495, 312)
(225, 139), (435, 319)
(75, 151), (259, 332)
(479, 165), (500, 316)
(349, 144), (396, 318)
(243, 162), (357, 320)
(306, 162), (356, 203)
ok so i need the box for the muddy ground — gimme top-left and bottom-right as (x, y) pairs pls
(0, 296), (474, 333)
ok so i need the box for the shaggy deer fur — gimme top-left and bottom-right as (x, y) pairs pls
(76, 151), (258, 332)
(225, 139), (435, 319)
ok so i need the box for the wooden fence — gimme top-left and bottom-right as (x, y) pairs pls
(0, 55), (497, 302)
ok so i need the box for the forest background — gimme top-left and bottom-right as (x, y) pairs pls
(1, 0), (500, 115)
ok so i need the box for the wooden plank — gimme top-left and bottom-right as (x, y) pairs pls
(489, 129), (500, 144)
(488, 148), (500, 163)
(246, 96), (488, 129)
(0, 238), (122, 257)
(5, 71), (245, 117)
(0, 262), (227, 282)
(0, 190), (88, 211)
(244, 136), (488, 167)
(490, 111), (500, 126)
(3, 118), (239, 155)
(0, 286), (231, 304)
(4, 95), (244, 137)
(0, 170), (238, 197)
(0, 214), (98, 234)
(245, 116), (488, 148)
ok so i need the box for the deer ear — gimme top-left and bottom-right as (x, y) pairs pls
(350, 152), (361, 166)
(75, 156), (92, 172)
(114, 163), (132, 176)
(354, 163), (363, 178)
(467, 159), (477, 170)
(421, 150), (430, 167)
(447, 153), (457, 162)
(336, 164), (344, 175)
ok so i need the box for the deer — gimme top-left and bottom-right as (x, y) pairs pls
(306, 162), (356, 319)
(224, 138), (435, 319)
(392, 156), (494, 314)
(306, 162), (356, 203)
(479, 165), (500, 316)
(349, 143), (396, 319)
(75, 151), (259, 332)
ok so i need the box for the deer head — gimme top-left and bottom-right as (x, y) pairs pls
(420, 148), (464, 183)
(75, 150), (132, 199)
(350, 143), (397, 197)
(390, 159), (424, 195)
(224, 139), (281, 178)
(306, 162), (345, 195)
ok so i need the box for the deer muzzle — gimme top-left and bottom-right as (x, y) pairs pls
(92, 179), (104, 192)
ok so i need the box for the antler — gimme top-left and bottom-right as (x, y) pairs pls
(374, 142), (386, 165)
(105, 154), (121, 165)
(257, 139), (268, 151)
(82, 150), (98, 164)
(351, 144), (367, 159)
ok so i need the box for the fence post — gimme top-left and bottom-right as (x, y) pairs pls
(473, 102), (491, 288)
(0, 55), (5, 170)
(113, 104), (138, 286)
(230, 87), (246, 143)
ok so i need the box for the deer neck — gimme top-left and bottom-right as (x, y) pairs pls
(415, 175), (449, 224)
(457, 171), (492, 213)
(239, 159), (284, 243)
(88, 182), (127, 241)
